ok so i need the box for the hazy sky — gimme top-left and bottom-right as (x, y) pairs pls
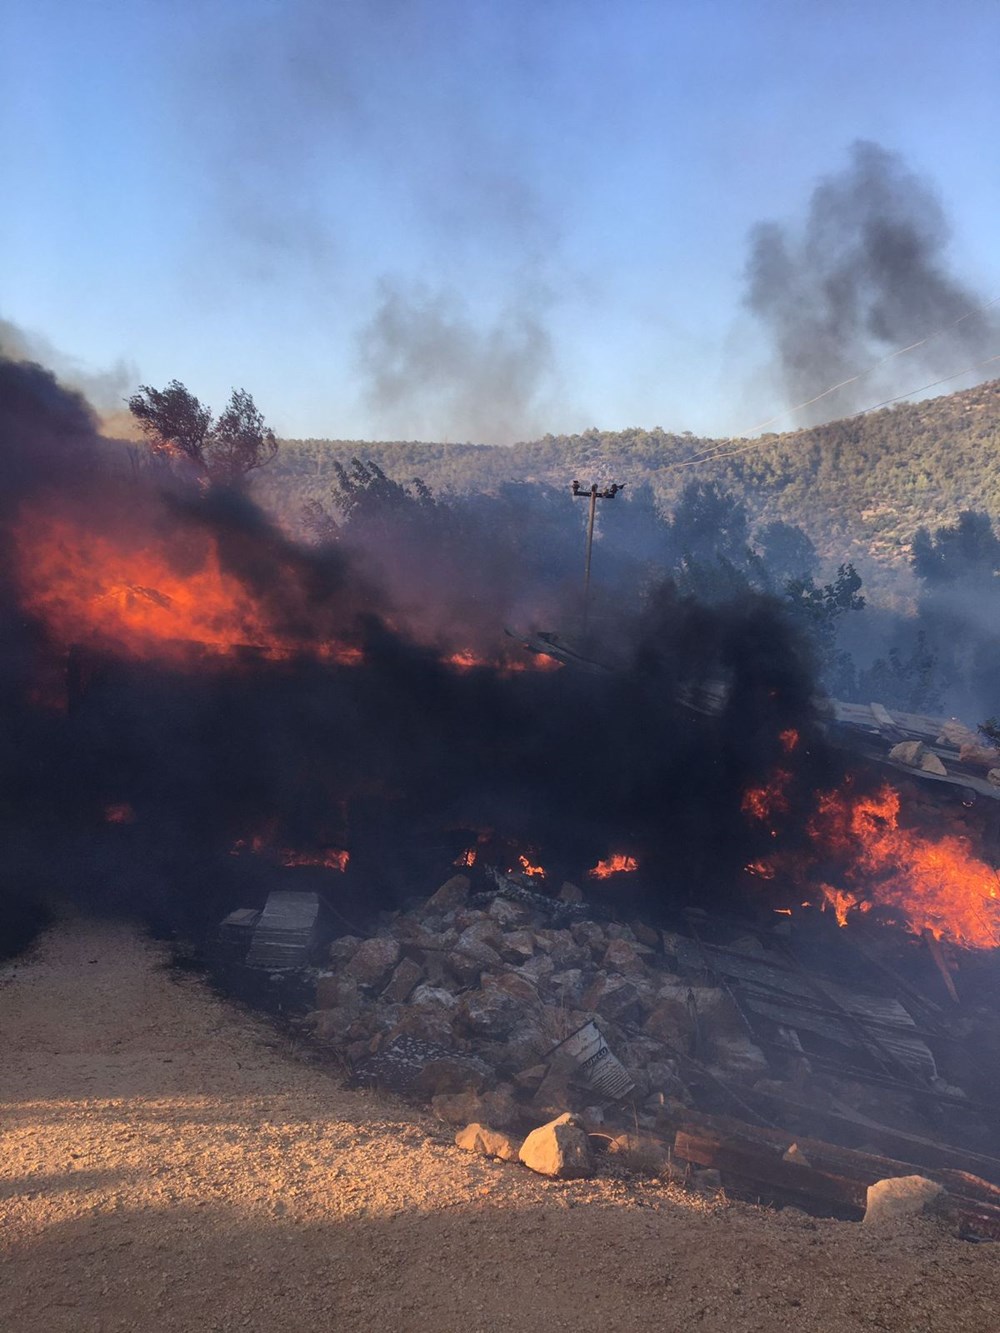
(2, 0), (998, 443)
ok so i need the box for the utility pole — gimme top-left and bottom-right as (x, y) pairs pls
(571, 480), (625, 640)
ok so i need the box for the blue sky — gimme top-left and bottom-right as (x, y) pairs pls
(2, 0), (998, 443)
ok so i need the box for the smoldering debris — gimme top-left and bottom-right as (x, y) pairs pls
(0, 352), (833, 945)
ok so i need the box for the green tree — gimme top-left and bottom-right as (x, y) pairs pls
(127, 380), (277, 484)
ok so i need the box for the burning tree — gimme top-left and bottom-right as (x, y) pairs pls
(127, 380), (278, 485)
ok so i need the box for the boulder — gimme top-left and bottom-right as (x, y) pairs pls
(863, 1175), (945, 1226)
(602, 938), (648, 977)
(446, 938), (504, 986)
(315, 974), (363, 1011)
(518, 1112), (594, 1179)
(426, 874), (470, 912)
(411, 1051), (494, 1097)
(889, 740), (925, 767)
(559, 881), (584, 903)
(498, 930), (536, 964)
(488, 896), (535, 928)
(571, 921), (607, 957)
(328, 934), (364, 965)
(643, 1000), (688, 1046)
(630, 920), (661, 950)
(547, 968), (586, 1006)
(547, 930), (589, 969)
(920, 751), (947, 776)
(434, 1085), (521, 1130)
(455, 1123), (521, 1162)
(582, 974), (645, 1025)
(459, 985), (524, 1040)
(500, 1023), (550, 1071)
(483, 970), (539, 1005)
(381, 957), (425, 1004)
(344, 936), (401, 989)
(609, 1133), (671, 1176)
(516, 954), (555, 986)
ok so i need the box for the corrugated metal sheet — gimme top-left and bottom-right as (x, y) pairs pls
(246, 891), (320, 970)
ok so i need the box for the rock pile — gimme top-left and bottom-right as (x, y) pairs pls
(304, 872), (767, 1132)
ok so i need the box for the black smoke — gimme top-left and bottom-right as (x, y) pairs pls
(745, 141), (998, 420)
(0, 354), (838, 954)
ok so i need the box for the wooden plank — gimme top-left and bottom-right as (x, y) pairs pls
(735, 1084), (1000, 1185)
(675, 1128), (867, 1213)
(674, 1123), (1000, 1238)
(676, 1109), (1000, 1207)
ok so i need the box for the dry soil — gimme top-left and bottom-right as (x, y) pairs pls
(2, 915), (999, 1332)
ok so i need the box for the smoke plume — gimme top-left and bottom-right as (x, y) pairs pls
(745, 141), (999, 420)
(356, 279), (555, 444)
(0, 352), (835, 955)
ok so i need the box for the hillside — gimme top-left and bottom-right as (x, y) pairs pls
(255, 379), (1000, 602)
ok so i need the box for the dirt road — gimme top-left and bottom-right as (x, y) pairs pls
(2, 916), (999, 1332)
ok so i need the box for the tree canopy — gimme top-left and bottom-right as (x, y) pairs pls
(127, 380), (277, 484)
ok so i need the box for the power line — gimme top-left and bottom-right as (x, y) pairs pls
(674, 292), (1000, 472)
(673, 348), (1000, 473)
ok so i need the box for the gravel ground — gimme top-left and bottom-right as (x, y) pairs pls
(2, 914), (999, 1333)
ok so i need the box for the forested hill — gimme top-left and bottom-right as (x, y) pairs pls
(256, 378), (1000, 599)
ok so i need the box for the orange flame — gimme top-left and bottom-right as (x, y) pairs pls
(230, 828), (349, 872)
(745, 860), (776, 880)
(779, 728), (799, 753)
(807, 783), (1000, 948)
(281, 847), (350, 873)
(454, 848), (478, 867)
(741, 771), (792, 823)
(517, 854), (546, 878)
(14, 510), (362, 665)
(588, 854), (639, 879)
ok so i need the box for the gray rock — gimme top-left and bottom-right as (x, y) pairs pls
(328, 934), (364, 965)
(381, 957), (425, 1004)
(488, 896), (534, 928)
(434, 1086), (521, 1130)
(603, 938), (648, 977)
(498, 930), (536, 964)
(455, 1123), (521, 1161)
(571, 921), (607, 957)
(582, 974), (645, 1025)
(446, 938), (504, 986)
(889, 739), (925, 767)
(459, 986), (524, 1040)
(426, 874), (470, 912)
(344, 936), (401, 989)
(518, 1112), (594, 1179)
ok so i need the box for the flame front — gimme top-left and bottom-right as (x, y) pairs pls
(13, 509), (335, 662)
(588, 854), (639, 879)
(809, 783), (1000, 948)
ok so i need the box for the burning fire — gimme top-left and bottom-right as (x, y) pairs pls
(741, 771), (791, 824)
(231, 829), (349, 872)
(808, 783), (1000, 948)
(454, 847), (477, 868)
(516, 854), (546, 878)
(588, 854), (639, 879)
(743, 766), (1000, 950)
(14, 510), (363, 664)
